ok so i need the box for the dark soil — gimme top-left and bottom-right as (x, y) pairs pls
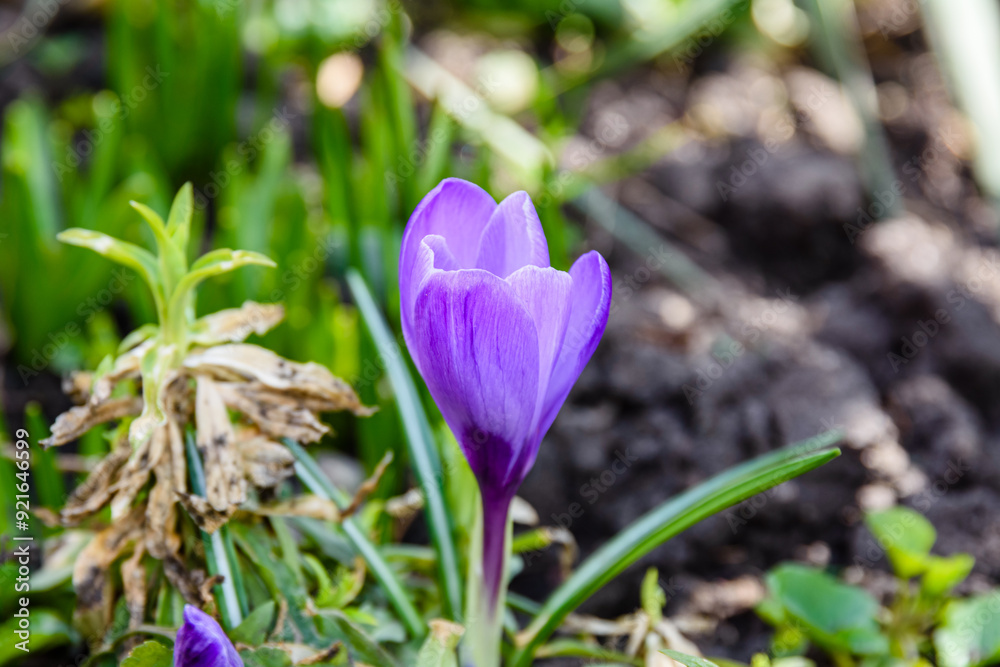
(518, 25), (1000, 664)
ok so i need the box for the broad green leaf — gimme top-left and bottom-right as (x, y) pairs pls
(935, 592), (1000, 667)
(57, 228), (163, 312)
(510, 435), (842, 667)
(120, 640), (172, 667)
(346, 269), (462, 620)
(230, 601), (276, 645)
(662, 650), (723, 667)
(922, 554), (975, 596)
(763, 564), (887, 656)
(240, 646), (293, 667)
(865, 507), (936, 578)
(415, 620), (465, 667)
(167, 182), (194, 251)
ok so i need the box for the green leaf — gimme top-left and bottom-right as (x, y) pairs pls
(168, 249), (276, 331)
(762, 564), (887, 656)
(641, 567), (665, 627)
(240, 646), (293, 667)
(865, 507), (936, 578)
(935, 592), (1000, 667)
(662, 650), (723, 667)
(539, 639), (641, 665)
(57, 228), (164, 315)
(317, 610), (400, 667)
(120, 640), (172, 667)
(232, 522), (320, 646)
(922, 554), (975, 596)
(510, 435), (842, 667)
(283, 438), (426, 639)
(415, 620), (465, 667)
(130, 200), (186, 292)
(231, 601), (276, 645)
(166, 182), (194, 251)
(346, 269), (463, 621)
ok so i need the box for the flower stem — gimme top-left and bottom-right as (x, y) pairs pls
(463, 488), (513, 667)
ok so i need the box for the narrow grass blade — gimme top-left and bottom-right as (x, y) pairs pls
(346, 269), (463, 621)
(184, 431), (245, 627)
(510, 433), (842, 667)
(283, 437), (426, 639)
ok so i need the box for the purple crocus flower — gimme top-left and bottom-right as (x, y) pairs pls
(174, 605), (243, 667)
(400, 178), (612, 609)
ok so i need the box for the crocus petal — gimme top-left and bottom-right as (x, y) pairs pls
(536, 251), (612, 437)
(475, 191), (550, 278)
(505, 264), (573, 429)
(411, 269), (539, 495)
(399, 179), (497, 342)
(174, 605), (242, 667)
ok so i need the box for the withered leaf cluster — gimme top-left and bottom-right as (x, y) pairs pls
(40, 302), (372, 635)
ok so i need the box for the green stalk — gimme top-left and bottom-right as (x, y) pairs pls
(462, 496), (513, 667)
(510, 434), (842, 667)
(282, 437), (426, 638)
(346, 269), (464, 621)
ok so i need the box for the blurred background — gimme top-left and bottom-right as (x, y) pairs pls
(3, 0), (1000, 661)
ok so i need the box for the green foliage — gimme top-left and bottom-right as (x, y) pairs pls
(759, 564), (887, 656)
(119, 641), (172, 667)
(761, 507), (987, 667)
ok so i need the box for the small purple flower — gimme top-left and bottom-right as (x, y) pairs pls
(174, 605), (243, 667)
(400, 178), (612, 607)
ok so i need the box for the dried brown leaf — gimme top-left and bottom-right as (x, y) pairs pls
(252, 495), (341, 522)
(73, 505), (145, 637)
(184, 344), (373, 415)
(213, 381), (330, 443)
(191, 302), (285, 345)
(110, 423), (167, 519)
(176, 491), (234, 534)
(195, 376), (246, 512)
(240, 435), (296, 488)
(57, 440), (131, 525)
(341, 451), (393, 518)
(122, 543), (147, 629)
(42, 396), (142, 447)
